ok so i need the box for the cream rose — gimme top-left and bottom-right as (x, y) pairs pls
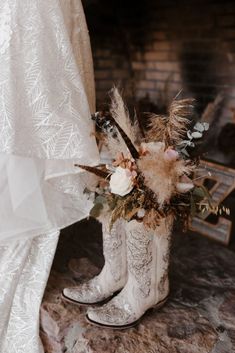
(110, 166), (134, 196)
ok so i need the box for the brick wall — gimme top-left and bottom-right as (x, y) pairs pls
(85, 0), (235, 118)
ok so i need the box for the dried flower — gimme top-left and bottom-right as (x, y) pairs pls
(80, 89), (220, 231)
(138, 142), (193, 206)
(164, 148), (179, 162)
(110, 166), (135, 196)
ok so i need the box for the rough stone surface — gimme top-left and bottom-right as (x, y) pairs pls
(41, 219), (235, 353)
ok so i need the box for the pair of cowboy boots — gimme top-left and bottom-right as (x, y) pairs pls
(62, 213), (173, 329)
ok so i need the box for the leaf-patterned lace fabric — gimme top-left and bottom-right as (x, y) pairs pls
(0, 0), (100, 244)
(0, 0), (98, 162)
(0, 231), (59, 353)
(0, 0), (99, 351)
(0, 2), (12, 55)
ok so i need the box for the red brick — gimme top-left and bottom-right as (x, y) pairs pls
(153, 42), (171, 51)
(144, 43), (154, 51)
(112, 69), (129, 79)
(96, 91), (107, 102)
(144, 51), (170, 61)
(146, 71), (173, 81)
(155, 61), (180, 72)
(95, 70), (111, 80)
(135, 71), (146, 80)
(212, 3), (235, 15)
(137, 80), (155, 90)
(152, 31), (167, 41)
(96, 80), (113, 90)
(218, 15), (235, 27)
(96, 59), (115, 69)
(133, 52), (144, 61)
(132, 61), (145, 70)
(173, 72), (182, 82)
(136, 90), (157, 101)
(222, 29), (235, 40)
(136, 89), (147, 99)
(93, 49), (111, 58)
(169, 82), (183, 92)
(146, 61), (157, 69)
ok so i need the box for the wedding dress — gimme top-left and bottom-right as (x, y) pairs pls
(0, 0), (99, 351)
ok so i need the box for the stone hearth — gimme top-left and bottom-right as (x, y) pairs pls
(41, 219), (235, 353)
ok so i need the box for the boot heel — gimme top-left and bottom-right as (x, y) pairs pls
(151, 295), (169, 311)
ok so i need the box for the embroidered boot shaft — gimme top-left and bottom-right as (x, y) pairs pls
(62, 215), (127, 305)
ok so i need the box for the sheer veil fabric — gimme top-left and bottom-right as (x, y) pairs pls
(0, 0), (99, 351)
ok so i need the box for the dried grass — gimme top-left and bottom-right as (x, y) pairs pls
(147, 98), (194, 147)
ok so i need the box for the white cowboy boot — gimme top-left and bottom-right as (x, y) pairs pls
(86, 215), (173, 328)
(62, 215), (127, 305)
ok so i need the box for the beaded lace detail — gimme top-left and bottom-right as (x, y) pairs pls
(128, 226), (152, 298)
(88, 295), (135, 326)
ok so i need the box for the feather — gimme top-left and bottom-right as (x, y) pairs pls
(92, 109), (138, 159)
(75, 164), (110, 179)
(106, 131), (130, 158)
(201, 94), (223, 124)
(110, 88), (140, 159)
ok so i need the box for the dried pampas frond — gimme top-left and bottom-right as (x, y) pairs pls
(110, 87), (139, 145)
(147, 98), (194, 147)
(201, 94), (223, 124)
(168, 99), (194, 144)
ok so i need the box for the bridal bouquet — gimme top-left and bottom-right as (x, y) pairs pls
(78, 89), (226, 230)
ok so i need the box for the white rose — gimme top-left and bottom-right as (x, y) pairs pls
(110, 166), (134, 196)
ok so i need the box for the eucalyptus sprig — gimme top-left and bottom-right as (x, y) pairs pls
(177, 122), (209, 157)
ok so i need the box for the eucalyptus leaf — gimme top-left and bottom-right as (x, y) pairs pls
(94, 195), (107, 205)
(188, 141), (195, 147)
(193, 122), (204, 132)
(90, 203), (104, 218)
(193, 186), (206, 199)
(187, 130), (193, 139)
(178, 140), (188, 146)
(181, 148), (189, 157)
(202, 122), (209, 131)
(191, 131), (203, 139)
(108, 196), (119, 210)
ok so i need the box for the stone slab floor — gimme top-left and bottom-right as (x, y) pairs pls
(41, 219), (235, 353)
